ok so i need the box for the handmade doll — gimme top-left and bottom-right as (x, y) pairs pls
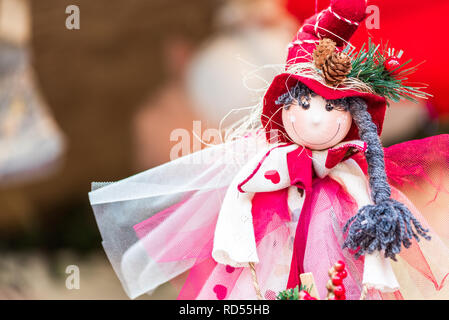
(89, 0), (449, 300)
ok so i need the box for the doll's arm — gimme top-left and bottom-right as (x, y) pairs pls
(212, 177), (257, 267)
(237, 143), (298, 193)
(212, 143), (297, 267)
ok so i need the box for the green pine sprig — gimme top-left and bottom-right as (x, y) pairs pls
(276, 284), (312, 300)
(343, 38), (431, 103)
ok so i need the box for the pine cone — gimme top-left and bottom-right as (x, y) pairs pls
(322, 52), (352, 86)
(313, 38), (336, 69)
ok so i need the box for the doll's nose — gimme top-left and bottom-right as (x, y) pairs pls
(311, 113), (322, 125)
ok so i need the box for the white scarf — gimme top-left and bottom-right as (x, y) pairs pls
(212, 140), (399, 292)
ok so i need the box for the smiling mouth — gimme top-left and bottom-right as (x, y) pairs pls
(291, 122), (341, 146)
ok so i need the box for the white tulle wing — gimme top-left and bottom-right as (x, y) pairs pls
(89, 134), (267, 299)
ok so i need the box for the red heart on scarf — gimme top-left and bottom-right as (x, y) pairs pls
(225, 265), (235, 273)
(264, 170), (280, 184)
(213, 284), (227, 300)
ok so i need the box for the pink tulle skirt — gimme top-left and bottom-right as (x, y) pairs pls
(90, 134), (449, 300)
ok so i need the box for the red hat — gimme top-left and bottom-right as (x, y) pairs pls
(262, 0), (387, 143)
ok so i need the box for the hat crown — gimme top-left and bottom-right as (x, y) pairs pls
(286, 0), (367, 67)
(261, 0), (387, 145)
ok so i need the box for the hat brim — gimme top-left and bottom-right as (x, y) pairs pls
(262, 73), (387, 143)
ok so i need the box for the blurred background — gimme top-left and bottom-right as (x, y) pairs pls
(0, 0), (448, 299)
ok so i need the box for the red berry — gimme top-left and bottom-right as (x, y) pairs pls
(336, 294), (347, 300)
(333, 285), (346, 297)
(338, 269), (348, 279)
(331, 275), (343, 286)
(299, 291), (309, 300)
(334, 261), (345, 272)
(384, 57), (401, 75)
(301, 290), (317, 300)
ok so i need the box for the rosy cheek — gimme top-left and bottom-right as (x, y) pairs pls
(296, 108), (312, 125)
(336, 115), (346, 124)
(336, 114), (352, 131)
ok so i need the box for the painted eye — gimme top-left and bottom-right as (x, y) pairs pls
(325, 103), (334, 111)
(301, 102), (310, 110)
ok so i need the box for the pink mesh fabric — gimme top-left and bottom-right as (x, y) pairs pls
(385, 134), (449, 199)
(92, 135), (449, 299)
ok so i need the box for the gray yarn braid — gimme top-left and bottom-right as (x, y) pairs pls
(343, 97), (431, 260)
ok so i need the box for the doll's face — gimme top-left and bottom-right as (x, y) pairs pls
(281, 95), (352, 150)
